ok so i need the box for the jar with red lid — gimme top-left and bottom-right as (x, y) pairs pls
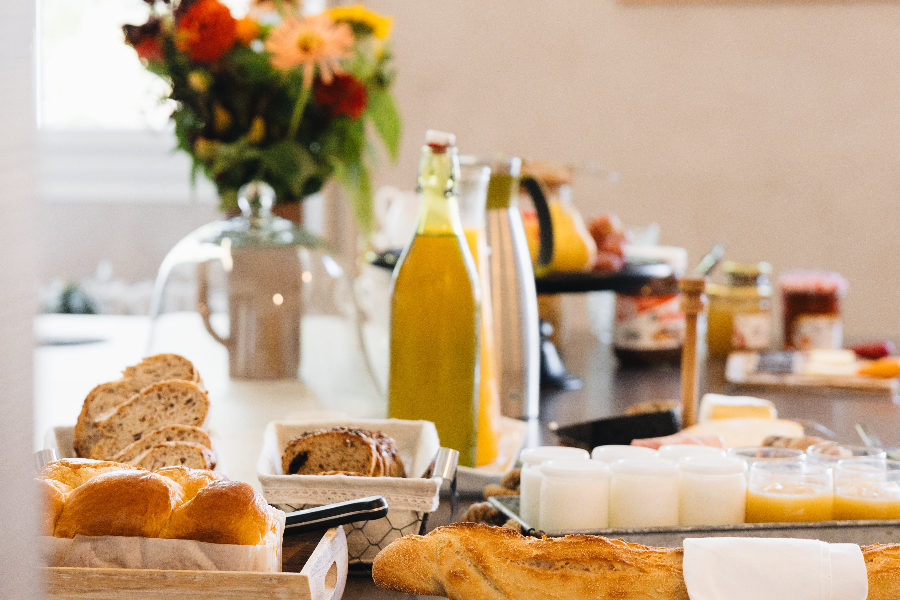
(779, 270), (848, 350)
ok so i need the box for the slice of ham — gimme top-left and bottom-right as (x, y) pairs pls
(631, 432), (725, 450)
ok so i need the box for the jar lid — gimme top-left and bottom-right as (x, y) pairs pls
(658, 445), (727, 461)
(611, 458), (678, 476)
(541, 459), (610, 479)
(779, 270), (848, 295)
(519, 446), (589, 466)
(591, 445), (658, 462)
(679, 456), (747, 476)
(724, 261), (772, 277)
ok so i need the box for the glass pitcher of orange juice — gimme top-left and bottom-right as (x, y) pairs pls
(388, 130), (481, 467)
(457, 163), (502, 467)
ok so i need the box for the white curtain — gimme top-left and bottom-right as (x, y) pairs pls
(0, 0), (39, 596)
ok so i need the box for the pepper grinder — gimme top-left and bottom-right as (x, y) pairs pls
(679, 277), (707, 428)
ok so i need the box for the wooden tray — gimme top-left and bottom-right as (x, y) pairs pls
(44, 526), (348, 600)
(725, 352), (899, 395)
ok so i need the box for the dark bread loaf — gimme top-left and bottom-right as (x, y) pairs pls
(90, 381), (209, 460)
(281, 427), (406, 477)
(112, 424), (212, 463)
(282, 428), (379, 475)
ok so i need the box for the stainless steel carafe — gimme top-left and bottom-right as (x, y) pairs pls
(475, 157), (552, 419)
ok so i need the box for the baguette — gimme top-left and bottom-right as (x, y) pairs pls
(372, 523), (900, 600)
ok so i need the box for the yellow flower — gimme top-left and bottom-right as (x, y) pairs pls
(247, 117), (266, 145)
(265, 14), (354, 88)
(187, 71), (210, 93)
(213, 103), (232, 133)
(326, 4), (392, 40)
(194, 137), (219, 160)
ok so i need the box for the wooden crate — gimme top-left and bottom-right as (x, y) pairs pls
(44, 526), (347, 600)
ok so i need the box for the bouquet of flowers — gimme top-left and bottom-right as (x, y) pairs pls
(124, 0), (400, 229)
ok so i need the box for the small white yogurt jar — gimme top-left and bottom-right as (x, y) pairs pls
(609, 459), (679, 527)
(539, 459), (611, 532)
(519, 446), (590, 529)
(591, 445), (658, 463)
(678, 456), (747, 525)
(658, 444), (727, 462)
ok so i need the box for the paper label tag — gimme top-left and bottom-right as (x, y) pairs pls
(791, 315), (842, 350)
(732, 313), (771, 350)
(614, 294), (685, 350)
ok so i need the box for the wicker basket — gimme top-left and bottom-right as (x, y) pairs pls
(257, 418), (449, 565)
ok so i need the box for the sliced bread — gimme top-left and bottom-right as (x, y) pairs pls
(281, 428), (379, 476)
(130, 442), (215, 471)
(110, 425), (212, 463)
(73, 354), (202, 458)
(91, 381), (209, 460)
(122, 353), (203, 391)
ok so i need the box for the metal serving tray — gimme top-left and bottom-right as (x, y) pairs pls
(489, 495), (900, 547)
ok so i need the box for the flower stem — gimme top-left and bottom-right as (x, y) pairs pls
(288, 83), (311, 139)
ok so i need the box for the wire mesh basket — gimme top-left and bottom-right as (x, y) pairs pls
(258, 419), (456, 566)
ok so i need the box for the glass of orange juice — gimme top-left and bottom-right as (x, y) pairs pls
(834, 459), (900, 521)
(727, 446), (805, 469)
(806, 442), (886, 464)
(746, 461), (834, 523)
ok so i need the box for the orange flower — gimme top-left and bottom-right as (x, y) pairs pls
(265, 14), (354, 88)
(235, 17), (261, 45)
(176, 0), (237, 63)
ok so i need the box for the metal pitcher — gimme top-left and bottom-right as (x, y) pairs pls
(469, 157), (553, 419)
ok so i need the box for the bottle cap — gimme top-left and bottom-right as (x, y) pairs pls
(425, 129), (456, 151)
(658, 444), (727, 462)
(591, 445), (658, 463)
(611, 458), (678, 476)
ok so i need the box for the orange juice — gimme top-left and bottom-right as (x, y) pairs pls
(388, 132), (481, 468)
(745, 484), (834, 522)
(465, 227), (501, 466)
(834, 483), (900, 520)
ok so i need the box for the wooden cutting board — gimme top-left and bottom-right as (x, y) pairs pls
(44, 526), (347, 600)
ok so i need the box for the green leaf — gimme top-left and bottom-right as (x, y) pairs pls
(333, 160), (374, 233)
(366, 88), (401, 161)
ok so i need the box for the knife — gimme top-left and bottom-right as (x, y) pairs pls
(283, 495), (389, 536)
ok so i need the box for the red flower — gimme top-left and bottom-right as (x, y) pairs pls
(313, 74), (367, 119)
(134, 37), (164, 61)
(176, 0), (237, 63)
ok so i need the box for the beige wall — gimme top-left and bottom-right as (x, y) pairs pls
(368, 0), (900, 340)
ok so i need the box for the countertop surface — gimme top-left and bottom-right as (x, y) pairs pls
(33, 314), (900, 599)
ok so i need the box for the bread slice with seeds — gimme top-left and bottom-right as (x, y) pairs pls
(73, 354), (203, 458)
(130, 441), (215, 471)
(91, 381), (209, 460)
(110, 425), (212, 463)
(281, 428), (379, 476)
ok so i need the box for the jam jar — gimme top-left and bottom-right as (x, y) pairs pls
(780, 270), (848, 350)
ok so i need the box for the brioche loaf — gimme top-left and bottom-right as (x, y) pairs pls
(39, 461), (278, 547)
(160, 480), (278, 546)
(111, 424), (212, 463)
(282, 427), (406, 477)
(132, 441), (215, 471)
(73, 354), (202, 458)
(54, 470), (184, 538)
(373, 523), (900, 600)
(90, 380), (209, 459)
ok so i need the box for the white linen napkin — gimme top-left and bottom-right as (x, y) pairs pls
(683, 538), (867, 600)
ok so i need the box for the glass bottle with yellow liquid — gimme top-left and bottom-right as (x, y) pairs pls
(707, 262), (772, 355)
(388, 130), (482, 468)
(457, 161), (501, 467)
